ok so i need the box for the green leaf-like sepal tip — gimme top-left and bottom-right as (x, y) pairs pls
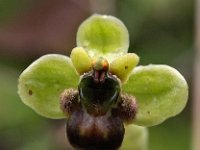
(121, 125), (148, 150)
(77, 14), (129, 61)
(70, 47), (92, 75)
(110, 53), (139, 83)
(18, 54), (79, 119)
(122, 65), (188, 126)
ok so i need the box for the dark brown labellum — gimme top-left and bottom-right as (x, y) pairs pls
(66, 109), (124, 150)
(60, 71), (137, 150)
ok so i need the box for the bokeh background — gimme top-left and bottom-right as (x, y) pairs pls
(0, 0), (195, 150)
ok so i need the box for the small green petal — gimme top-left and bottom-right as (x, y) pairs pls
(110, 53), (139, 83)
(121, 125), (148, 150)
(70, 47), (92, 75)
(122, 65), (188, 126)
(77, 14), (129, 59)
(18, 54), (79, 119)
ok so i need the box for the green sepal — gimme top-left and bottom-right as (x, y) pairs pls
(121, 125), (148, 150)
(122, 65), (188, 126)
(110, 53), (139, 83)
(70, 47), (92, 75)
(77, 14), (129, 61)
(18, 54), (79, 119)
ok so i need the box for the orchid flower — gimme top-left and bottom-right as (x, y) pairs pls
(18, 14), (188, 150)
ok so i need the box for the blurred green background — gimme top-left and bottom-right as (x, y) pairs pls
(0, 0), (193, 150)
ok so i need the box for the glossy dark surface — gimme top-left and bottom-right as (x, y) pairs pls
(79, 72), (120, 116)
